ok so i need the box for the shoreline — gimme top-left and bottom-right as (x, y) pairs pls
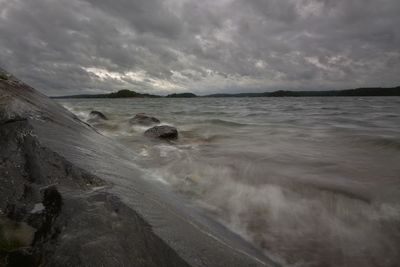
(0, 69), (274, 266)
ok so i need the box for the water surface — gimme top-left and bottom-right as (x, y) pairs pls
(58, 97), (400, 267)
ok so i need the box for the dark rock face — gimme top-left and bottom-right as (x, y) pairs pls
(0, 104), (188, 267)
(145, 125), (178, 140)
(89, 111), (107, 120)
(48, 192), (190, 267)
(129, 113), (160, 126)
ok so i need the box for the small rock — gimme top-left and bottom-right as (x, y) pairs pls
(89, 111), (107, 120)
(144, 125), (178, 140)
(129, 113), (160, 126)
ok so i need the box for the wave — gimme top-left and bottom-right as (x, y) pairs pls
(244, 112), (268, 117)
(132, 143), (400, 267)
(201, 119), (249, 127)
(62, 104), (90, 121)
(364, 137), (400, 151)
(172, 111), (232, 116)
(178, 129), (228, 144)
(153, 160), (400, 266)
(349, 136), (400, 151)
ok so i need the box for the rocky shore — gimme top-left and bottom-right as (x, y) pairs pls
(0, 69), (275, 267)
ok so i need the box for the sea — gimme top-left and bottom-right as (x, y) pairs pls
(58, 96), (400, 267)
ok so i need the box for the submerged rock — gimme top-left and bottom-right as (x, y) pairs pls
(145, 125), (178, 140)
(89, 110), (107, 120)
(129, 113), (160, 126)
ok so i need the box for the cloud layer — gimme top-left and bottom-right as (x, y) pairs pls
(1, 0), (399, 95)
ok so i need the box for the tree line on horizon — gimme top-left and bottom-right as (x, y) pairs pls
(53, 86), (400, 99)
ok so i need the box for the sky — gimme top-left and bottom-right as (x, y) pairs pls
(0, 0), (399, 96)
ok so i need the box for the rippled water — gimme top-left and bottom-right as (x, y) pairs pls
(58, 97), (400, 267)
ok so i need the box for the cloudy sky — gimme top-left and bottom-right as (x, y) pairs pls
(0, 0), (399, 96)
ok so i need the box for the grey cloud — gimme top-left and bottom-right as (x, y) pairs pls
(85, 0), (183, 38)
(0, 0), (399, 96)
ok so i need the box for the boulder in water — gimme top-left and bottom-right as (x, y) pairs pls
(89, 111), (107, 120)
(129, 113), (160, 126)
(145, 125), (178, 140)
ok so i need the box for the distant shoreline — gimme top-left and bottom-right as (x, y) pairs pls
(51, 86), (400, 99)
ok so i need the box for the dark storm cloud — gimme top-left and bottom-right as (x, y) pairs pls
(0, 0), (399, 95)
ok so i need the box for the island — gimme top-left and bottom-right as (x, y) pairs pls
(53, 89), (160, 99)
(52, 87), (400, 99)
(166, 93), (197, 98)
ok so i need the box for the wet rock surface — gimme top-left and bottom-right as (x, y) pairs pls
(145, 125), (178, 140)
(129, 113), (160, 126)
(0, 68), (275, 267)
(0, 108), (188, 267)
